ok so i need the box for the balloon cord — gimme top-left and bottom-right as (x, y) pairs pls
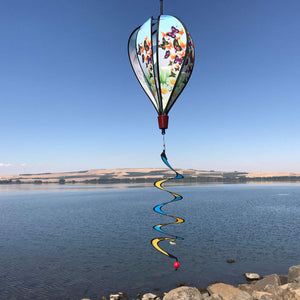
(151, 149), (184, 267)
(160, 0), (163, 15)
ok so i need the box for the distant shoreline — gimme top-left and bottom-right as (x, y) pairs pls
(1, 168), (300, 185)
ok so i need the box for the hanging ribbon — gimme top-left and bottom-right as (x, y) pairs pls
(151, 150), (184, 268)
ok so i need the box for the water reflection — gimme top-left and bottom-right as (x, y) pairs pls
(1, 181), (300, 192)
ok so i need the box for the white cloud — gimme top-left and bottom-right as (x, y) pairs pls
(0, 163), (12, 167)
(21, 163), (27, 167)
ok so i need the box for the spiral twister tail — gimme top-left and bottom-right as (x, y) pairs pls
(151, 150), (184, 268)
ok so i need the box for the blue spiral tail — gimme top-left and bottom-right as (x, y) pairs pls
(151, 150), (184, 268)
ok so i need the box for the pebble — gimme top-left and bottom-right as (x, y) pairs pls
(244, 272), (260, 281)
(118, 292), (127, 298)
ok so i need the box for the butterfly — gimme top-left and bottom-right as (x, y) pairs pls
(164, 50), (170, 59)
(158, 37), (169, 50)
(149, 72), (153, 78)
(175, 66), (180, 72)
(142, 54), (145, 63)
(168, 60), (173, 66)
(173, 39), (182, 52)
(167, 26), (179, 38)
(174, 55), (183, 64)
(144, 40), (150, 52)
(146, 55), (152, 68)
(169, 71), (176, 77)
(137, 44), (142, 55)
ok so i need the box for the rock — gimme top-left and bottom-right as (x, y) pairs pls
(141, 293), (158, 300)
(263, 283), (280, 296)
(295, 288), (300, 298)
(109, 295), (120, 300)
(278, 284), (300, 299)
(288, 265), (300, 283)
(163, 286), (203, 300)
(210, 295), (223, 300)
(279, 274), (288, 285)
(227, 259), (235, 264)
(238, 283), (254, 295)
(202, 295), (222, 300)
(118, 292), (126, 298)
(231, 291), (253, 300)
(252, 274), (280, 291)
(101, 297), (107, 300)
(252, 291), (273, 300)
(207, 283), (240, 300)
(244, 273), (260, 281)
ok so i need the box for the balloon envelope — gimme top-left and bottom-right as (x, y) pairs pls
(128, 15), (195, 116)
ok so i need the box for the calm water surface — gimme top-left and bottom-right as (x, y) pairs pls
(0, 183), (300, 299)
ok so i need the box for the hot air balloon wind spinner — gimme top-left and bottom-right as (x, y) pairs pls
(128, 0), (195, 270)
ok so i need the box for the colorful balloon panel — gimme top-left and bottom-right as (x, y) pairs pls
(136, 17), (159, 106)
(167, 31), (195, 113)
(158, 15), (187, 112)
(128, 24), (159, 112)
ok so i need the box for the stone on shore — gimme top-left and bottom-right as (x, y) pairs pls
(207, 283), (241, 300)
(252, 290), (273, 299)
(288, 265), (300, 284)
(201, 292), (209, 299)
(279, 275), (288, 285)
(281, 283), (300, 299)
(252, 274), (281, 291)
(244, 273), (260, 281)
(209, 295), (223, 300)
(141, 292), (159, 300)
(163, 286), (203, 300)
(231, 290), (252, 300)
(105, 264), (300, 300)
(119, 292), (126, 296)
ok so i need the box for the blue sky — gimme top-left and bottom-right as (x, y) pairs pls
(1, 0), (300, 175)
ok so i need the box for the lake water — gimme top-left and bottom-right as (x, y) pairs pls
(0, 183), (300, 299)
